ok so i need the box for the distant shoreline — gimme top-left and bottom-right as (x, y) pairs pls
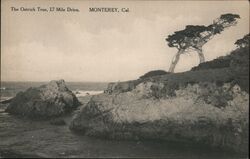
(1, 81), (110, 83)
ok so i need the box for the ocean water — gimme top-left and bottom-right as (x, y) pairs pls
(0, 82), (246, 158)
(0, 81), (107, 101)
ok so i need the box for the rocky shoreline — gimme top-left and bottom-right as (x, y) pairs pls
(70, 82), (249, 153)
(69, 47), (249, 154)
(4, 47), (249, 155)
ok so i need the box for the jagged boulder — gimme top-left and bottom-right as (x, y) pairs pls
(6, 80), (80, 118)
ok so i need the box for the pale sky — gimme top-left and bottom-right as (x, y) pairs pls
(1, 0), (249, 82)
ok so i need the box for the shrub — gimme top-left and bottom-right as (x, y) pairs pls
(140, 70), (170, 79)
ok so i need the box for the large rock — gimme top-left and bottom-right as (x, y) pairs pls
(6, 80), (80, 118)
(70, 47), (249, 153)
(70, 81), (249, 153)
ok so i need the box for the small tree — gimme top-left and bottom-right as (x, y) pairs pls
(166, 13), (240, 72)
(235, 33), (249, 48)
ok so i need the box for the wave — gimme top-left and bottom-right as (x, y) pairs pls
(0, 87), (104, 101)
(73, 90), (103, 97)
(0, 97), (12, 103)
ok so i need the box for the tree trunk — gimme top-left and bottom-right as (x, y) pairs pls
(197, 48), (205, 63)
(168, 49), (183, 73)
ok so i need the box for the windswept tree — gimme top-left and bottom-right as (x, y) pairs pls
(235, 33), (249, 48)
(166, 13), (240, 72)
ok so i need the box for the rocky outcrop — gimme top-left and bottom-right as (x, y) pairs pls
(6, 80), (80, 118)
(104, 81), (139, 94)
(70, 48), (249, 152)
(70, 81), (249, 153)
(104, 70), (170, 94)
(70, 47), (249, 153)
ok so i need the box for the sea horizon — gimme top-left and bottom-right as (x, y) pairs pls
(1, 80), (112, 83)
(0, 81), (108, 101)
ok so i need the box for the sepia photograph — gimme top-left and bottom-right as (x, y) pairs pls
(0, 0), (249, 158)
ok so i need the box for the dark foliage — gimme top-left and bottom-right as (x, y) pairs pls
(191, 47), (249, 92)
(219, 13), (240, 23)
(165, 13), (240, 50)
(166, 25), (210, 49)
(191, 57), (231, 71)
(235, 33), (250, 48)
(136, 47), (249, 95)
(139, 70), (170, 79)
(192, 45), (249, 71)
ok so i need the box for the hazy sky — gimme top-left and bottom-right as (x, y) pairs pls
(1, 0), (249, 82)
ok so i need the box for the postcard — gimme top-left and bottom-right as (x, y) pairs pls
(1, 0), (249, 158)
